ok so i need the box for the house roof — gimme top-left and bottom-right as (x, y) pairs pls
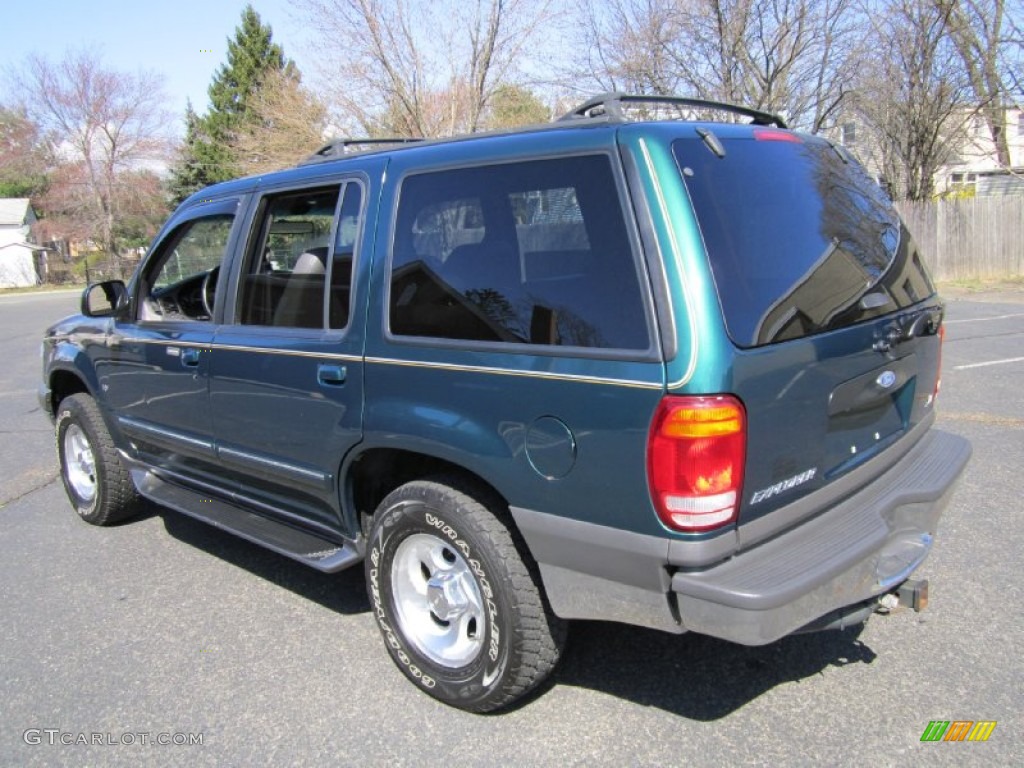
(0, 198), (33, 227)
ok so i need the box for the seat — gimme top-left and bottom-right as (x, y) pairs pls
(273, 247), (328, 328)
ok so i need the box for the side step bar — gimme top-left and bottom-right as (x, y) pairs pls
(132, 470), (361, 573)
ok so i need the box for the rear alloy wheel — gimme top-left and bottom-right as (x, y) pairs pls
(366, 477), (566, 712)
(55, 394), (141, 526)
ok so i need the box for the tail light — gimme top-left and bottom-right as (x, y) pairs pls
(647, 395), (746, 532)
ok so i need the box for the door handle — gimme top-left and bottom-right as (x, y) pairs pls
(181, 348), (201, 367)
(317, 364), (347, 386)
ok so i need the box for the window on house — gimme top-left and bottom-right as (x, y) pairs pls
(842, 122), (857, 145)
(949, 172), (977, 193)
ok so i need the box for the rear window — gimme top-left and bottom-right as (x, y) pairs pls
(673, 133), (935, 347)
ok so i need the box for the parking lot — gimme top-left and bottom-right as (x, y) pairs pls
(1, 288), (1020, 767)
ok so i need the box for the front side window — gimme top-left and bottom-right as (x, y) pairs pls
(140, 214), (235, 322)
(389, 155), (649, 351)
(238, 184), (360, 330)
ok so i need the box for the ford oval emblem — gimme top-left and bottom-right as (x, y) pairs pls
(877, 370), (897, 389)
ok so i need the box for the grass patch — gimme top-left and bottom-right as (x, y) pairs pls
(937, 275), (1024, 294)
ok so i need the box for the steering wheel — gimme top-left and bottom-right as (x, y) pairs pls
(201, 267), (218, 318)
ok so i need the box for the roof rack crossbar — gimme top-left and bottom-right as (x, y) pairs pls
(558, 92), (788, 129)
(300, 136), (424, 165)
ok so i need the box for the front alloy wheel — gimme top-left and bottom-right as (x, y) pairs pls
(62, 423), (98, 505)
(55, 393), (141, 525)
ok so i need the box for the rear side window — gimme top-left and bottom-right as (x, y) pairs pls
(237, 183), (361, 330)
(673, 134), (935, 347)
(389, 155), (649, 351)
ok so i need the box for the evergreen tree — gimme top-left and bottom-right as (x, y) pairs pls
(168, 5), (291, 194)
(167, 102), (207, 205)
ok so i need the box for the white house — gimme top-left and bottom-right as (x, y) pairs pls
(938, 107), (1024, 195)
(835, 107), (1024, 197)
(0, 198), (40, 287)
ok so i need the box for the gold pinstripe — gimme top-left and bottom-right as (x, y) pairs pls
(119, 337), (361, 363)
(116, 338), (661, 389)
(364, 356), (662, 389)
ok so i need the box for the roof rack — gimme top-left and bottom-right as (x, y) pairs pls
(558, 92), (788, 129)
(299, 137), (424, 165)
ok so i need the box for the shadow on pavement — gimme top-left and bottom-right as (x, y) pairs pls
(156, 504), (876, 719)
(157, 506), (370, 615)
(548, 619), (876, 719)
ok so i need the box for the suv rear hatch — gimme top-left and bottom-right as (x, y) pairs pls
(672, 127), (943, 530)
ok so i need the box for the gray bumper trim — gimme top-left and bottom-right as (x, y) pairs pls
(511, 428), (970, 643)
(37, 384), (53, 419)
(671, 429), (970, 644)
(509, 507), (681, 633)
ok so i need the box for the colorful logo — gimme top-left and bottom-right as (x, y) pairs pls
(920, 721), (997, 742)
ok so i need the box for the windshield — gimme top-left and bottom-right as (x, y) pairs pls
(673, 133), (935, 347)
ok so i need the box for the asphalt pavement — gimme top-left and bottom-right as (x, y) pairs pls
(0, 288), (1020, 767)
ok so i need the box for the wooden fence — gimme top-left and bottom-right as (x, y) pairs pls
(898, 197), (1024, 281)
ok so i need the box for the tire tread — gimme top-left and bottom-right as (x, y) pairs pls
(372, 476), (567, 712)
(57, 394), (142, 526)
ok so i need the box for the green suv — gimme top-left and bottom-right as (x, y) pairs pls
(40, 94), (971, 712)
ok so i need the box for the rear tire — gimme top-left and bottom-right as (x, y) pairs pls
(365, 477), (566, 712)
(55, 394), (141, 526)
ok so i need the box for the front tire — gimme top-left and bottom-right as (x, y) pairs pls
(55, 394), (141, 526)
(365, 478), (566, 712)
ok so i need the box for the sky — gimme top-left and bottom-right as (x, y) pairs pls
(1, 0), (311, 136)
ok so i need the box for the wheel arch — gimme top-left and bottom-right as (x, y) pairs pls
(345, 447), (511, 538)
(48, 367), (92, 416)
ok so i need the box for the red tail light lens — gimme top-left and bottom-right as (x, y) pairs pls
(753, 128), (802, 143)
(647, 395), (746, 532)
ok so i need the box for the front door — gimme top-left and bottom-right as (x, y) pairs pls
(102, 201), (242, 491)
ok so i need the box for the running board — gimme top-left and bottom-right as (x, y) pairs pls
(132, 470), (361, 573)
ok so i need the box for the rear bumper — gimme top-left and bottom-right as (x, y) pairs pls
(672, 429), (969, 643)
(511, 428), (971, 644)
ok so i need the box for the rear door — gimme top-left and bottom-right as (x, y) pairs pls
(365, 143), (666, 536)
(672, 130), (943, 526)
(208, 173), (373, 538)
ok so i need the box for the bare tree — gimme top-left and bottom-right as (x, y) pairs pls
(935, 0), (1022, 168)
(294, 0), (557, 136)
(229, 68), (329, 174)
(10, 50), (171, 261)
(853, 0), (971, 200)
(568, 0), (863, 132)
(567, 0), (686, 96)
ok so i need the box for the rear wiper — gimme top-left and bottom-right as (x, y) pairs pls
(695, 128), (726, 158)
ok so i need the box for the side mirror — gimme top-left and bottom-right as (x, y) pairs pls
(81, 280), (129, 318)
